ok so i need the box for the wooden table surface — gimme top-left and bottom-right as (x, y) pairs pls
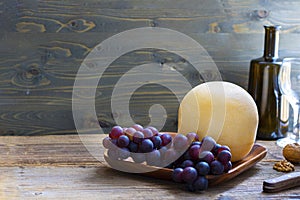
(0, 134), (299, 200)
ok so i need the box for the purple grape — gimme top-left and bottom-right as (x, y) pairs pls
(195, 161), (210, 176)
(186, 132), (199, 143)
(146, 149), (161, 166)
(210, 160), (224, 175)
(189, 144), (201, 161)
(193, 176), (208, 191)
(160, 133), (172, 146)
(199, 136), (216, 153)
(140, 139), (154, 153)
(172, 168), (184, 183)
(142, 128), (153, 138)
(131, 153), (145, 163)
(118, 147), (130, 159)
(117, 135), (130, 148)
(133, 131), (144, 143)
(128, 141), (138, 152)
(180, 160), (194, 168)
(151, 136), (162, 149)
(109, 126), (124, 139)
(224, 161), (232, 173)
(173, 134), (189, 151)
(182, 167), (198, 184)
(199, 151), (215, 164)
(217, 150), (232, 164)
(147, 126), (159, 136)
(132, 124), (144, 131)
(212, 143), (221, 156)
(102, 137), (112, 149)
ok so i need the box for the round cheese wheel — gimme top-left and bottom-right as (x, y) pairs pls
(178, 81), (259, 162)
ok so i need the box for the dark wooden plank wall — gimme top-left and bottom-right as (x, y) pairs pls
(1, 0), (300, 135)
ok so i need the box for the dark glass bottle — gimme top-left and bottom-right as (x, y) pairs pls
(248, 25), (289, 140)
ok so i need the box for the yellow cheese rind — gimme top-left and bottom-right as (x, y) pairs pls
(178, 81), (259, 162)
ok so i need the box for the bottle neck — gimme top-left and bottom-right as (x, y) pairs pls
(263, 25), (280, 60)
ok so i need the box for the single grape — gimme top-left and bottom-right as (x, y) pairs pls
(128, 141), (138, 152)
(212, 143), (221, 156)
(173, 134), (189, 151)
(189, 144), (201, 161)
(224, 161), (233, 173)
(140, 139), (154, 153)
(180, 160), (194, 168)
(147, 126), (159, 136)
(117, 135), (130, 148)
(193, 176), (208, 191)
(102, 137), (112, 149)
(124, 127), (136, 140)
(151, 135), (162, 149)
(146, 149), (161, 166)
(160, 133), (172, 146)
(195, 161), (210, 176)
(132, 124), (144, 131)
(142, 128), (153, 139)
(217, 150), (232, 164)
(199, 136), (216, 153)
(172, 167), (184, 183)
(131, 152), (146, 163)
(182, 167), (198, 184)
(217, 145), (231, 154)
(186, 132), (199, 143)
(109, 126), (124, 139)
(133, 131), (144, 143)
(118, 147), (130, 159)
(199, 151), (215, 164)
(210, 160), (224, 175)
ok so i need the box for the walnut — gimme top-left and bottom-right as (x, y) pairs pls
(283, 143), (300, 163)
(273, 160), (295, 172)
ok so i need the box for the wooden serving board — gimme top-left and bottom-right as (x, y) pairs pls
(104, 138), (267, 186)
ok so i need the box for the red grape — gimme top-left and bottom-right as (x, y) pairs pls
(160, 133), (172, 146)
(109, 126), (124, 139)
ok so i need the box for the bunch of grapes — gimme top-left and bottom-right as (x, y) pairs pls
(103, 124), (232, 192)
(102, 124), (174, 166)
(170, 135), (232, 192)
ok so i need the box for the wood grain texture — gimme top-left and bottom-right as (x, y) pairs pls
(2, 0), (300, 135)
(0, 134), (299, 199)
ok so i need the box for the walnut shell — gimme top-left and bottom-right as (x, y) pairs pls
(283, 143), (300, 163)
